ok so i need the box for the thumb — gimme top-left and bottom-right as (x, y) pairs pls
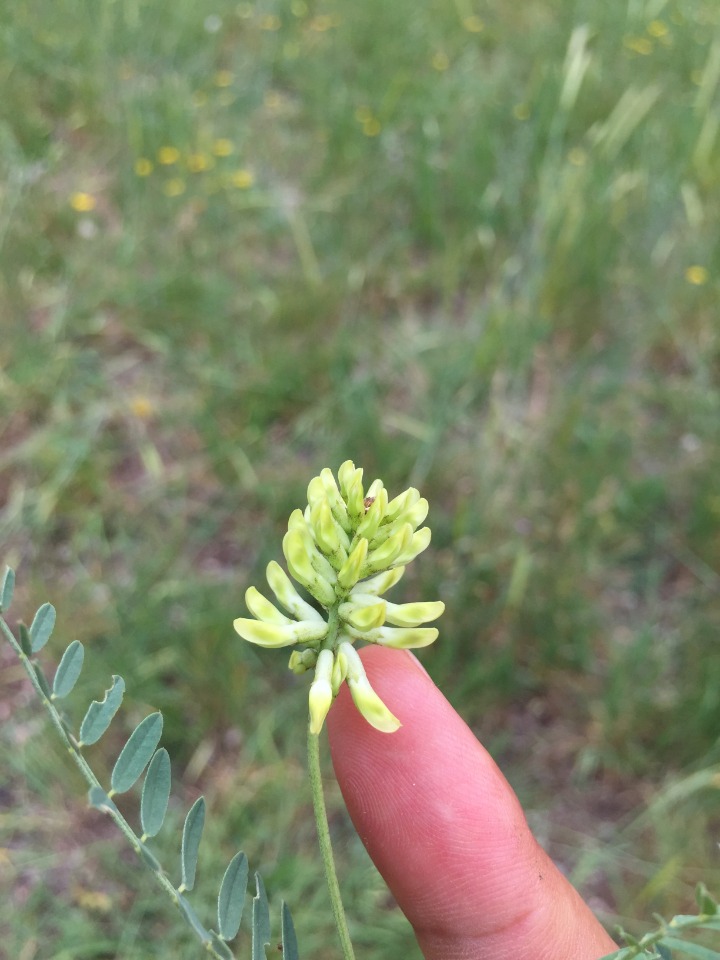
(327, 646), (617, 960)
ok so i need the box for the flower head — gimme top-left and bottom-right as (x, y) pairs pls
(233, 461), (444, 734)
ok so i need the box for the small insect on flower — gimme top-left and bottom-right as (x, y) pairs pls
(233, 462), (444, 734)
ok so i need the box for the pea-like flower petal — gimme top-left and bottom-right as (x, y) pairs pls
(245, 586), (293, 625)
(341, 642), (400, 733)
(337, 537), (368, 591)
(338, 599), (387, 631)
(308, 649), (334, 734)
(233, 618), (328, 648)
(266, 561), (324, 622)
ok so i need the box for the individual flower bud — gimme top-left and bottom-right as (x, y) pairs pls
(320, 467), (352, 533)
(345, 475), (365, 524)
(393, 526), (431, 567)
(266, 561), (325, 622)
(306, 475), (326, 507)
(383, 599), (445, 627)
(356, 487), (388, 541)
(340, 642), (400, 733)
(245, 586), (293, 625)
(282, 530), (336, 606)
(363, 523), (413, 575)
(310, 499), (349, 568)
(308, 649), (335, 734)
(385, 487), (420, 522)
(233, 617), (328, 648)
(342, 624), (438, 648)
(339, 599), (387, 631)
(331, 642), (349, 695)
(354, 566), (405, 596)
(337, 460), (361, 499)
(337, 537), (368, 591)
(289, 648), (318, 674)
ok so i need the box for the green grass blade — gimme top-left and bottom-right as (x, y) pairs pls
(0, 566), (14, 613)
(52, 640), (85, 699)
(140, 747), (171, 838)
(662, 938), (720, 960)
(252, 873), (270, 960)
(111, 712), (163, 794)
(30, 602), (56, 653)
(181, 796), (206, 891)
(217, 851), (248, 941)
(79, 675), (125, 745)
(281, 901), (299, 960)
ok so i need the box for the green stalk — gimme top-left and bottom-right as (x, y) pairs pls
(307, 722), (356, 960)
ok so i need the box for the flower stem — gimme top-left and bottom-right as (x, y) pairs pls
(307, 722), (356, 960)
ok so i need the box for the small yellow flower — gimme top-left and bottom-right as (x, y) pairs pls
(157, 146), (181, 165)
(463, 15), (484, 33)
(647, 19), (669, 37)
(70, 192), (97, 212)
(685, 265), (709, 286)
(264, 90), (283, 111)
(214, 69), (234, 87)
(309, 14), (334, 31)
(431, 51), (450, 72)
(212, 138), (234, 157)
(354, 105), (373, 123)
(134, 157), (153, 177)
(229, 169), (255, 188)
(513, 103), (531, 120)
(362, 118), (382, 137)
(129, 396), (153, 419)
(291, 0), (307, 16)
(187, 153), (212, 173)
(623, 36), (653, 55)
(259, 14), (281, 30)
(163, 178), (186, 197)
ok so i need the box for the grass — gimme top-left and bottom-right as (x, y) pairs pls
(1, 0), (720, 956)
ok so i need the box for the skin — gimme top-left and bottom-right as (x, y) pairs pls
(327, 646), (618, 960)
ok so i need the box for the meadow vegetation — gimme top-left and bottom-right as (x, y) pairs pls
(1, 0), (719, 956)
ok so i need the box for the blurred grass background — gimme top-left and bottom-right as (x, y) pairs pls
(1, 0), (719, 956)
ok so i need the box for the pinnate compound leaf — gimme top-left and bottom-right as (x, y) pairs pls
(281, 901), (299, 960)
(217, 851), (248, 941)
(176, 891), (211, 944)
(52, 640), (85, 699)
(79, 676), (125, 745)
(30, 602), (56, 653)
(140, 748), (171, 838)
(88, 785), (119, 816)
(181, 796), (206, 891)
(252, 873), (271, 960)
(209, 931), (235, 960)
(19, 623), (32, 657)
(662, 938), (720, 960)
(111, 712), (163, 794)
(1, 566), (14, 613)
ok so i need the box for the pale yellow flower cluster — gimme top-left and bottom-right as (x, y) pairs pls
(233, 462), (444, 734)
